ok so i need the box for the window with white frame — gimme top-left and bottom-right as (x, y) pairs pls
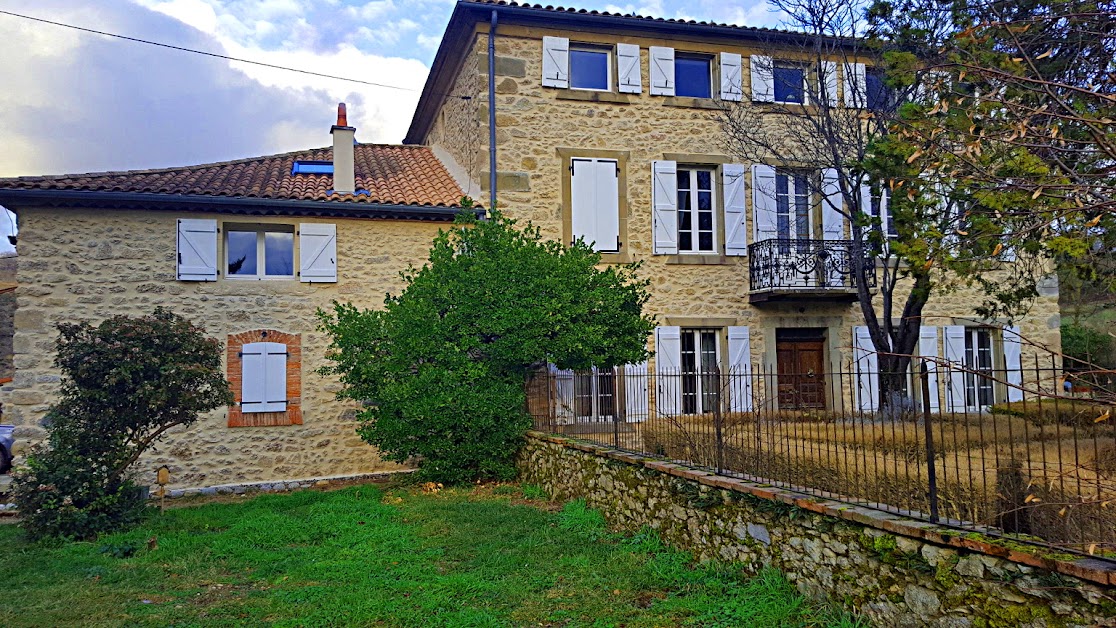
(226, 224), (295, 279)
(574, 368), (616, 420)
(176, 219), (337, 283)
(773, 62), (807, 104)
(963, 327), (997, 408)
(865, 183), (896, 244)
(775, 170), (813, 242)
(675, 54), (713, 98)
(681, 328), (720, 414)
(569, 45), (611, 91)
(676, 168), (716, 253)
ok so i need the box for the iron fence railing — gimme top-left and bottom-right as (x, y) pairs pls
(748, 238), (877, 293)
(526, 356), (1116, 561)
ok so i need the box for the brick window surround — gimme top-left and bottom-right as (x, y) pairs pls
(227, 329), (302, 427)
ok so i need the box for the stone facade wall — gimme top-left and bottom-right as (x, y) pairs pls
(0, 255), (16, 381)
(2, 207), (446, 488)
(519, 434), (1116, 628)
(430, 23), (1062, 380)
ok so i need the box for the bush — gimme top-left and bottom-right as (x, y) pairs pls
(319, 207), (654, 484)
(11, 308), (232, 541)
(1062, 323), (1115, 369)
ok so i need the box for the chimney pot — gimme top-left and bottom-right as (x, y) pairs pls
(336, 102), (348, 127)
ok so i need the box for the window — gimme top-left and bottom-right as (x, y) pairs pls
(964, 328), (997, 408)
(569, 46), (610, 91)
(574, 368), (616, 420)
(675, 55), (712, 99)
(570, 157), (620, 253)
(676, 168), (716, 253)
(866, 184), (896, 242)
(291, 161), (333, 175)
(227, 330), (302, 427)
(773, 63), (807, 104)
(775, 170), (813, 244)
(226, 225), (295, 279)
(865, 69), (889, 111)
(681, 329), (720, 414)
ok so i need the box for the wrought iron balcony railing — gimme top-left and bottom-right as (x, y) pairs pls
(748, 238), (876, 295)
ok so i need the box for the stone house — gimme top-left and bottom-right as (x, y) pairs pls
(0, 0), (1062, 489)
(0, 108), (479, 488)
(406, 0), (1062, 419)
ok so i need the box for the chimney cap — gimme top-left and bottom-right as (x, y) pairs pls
(331, 102), (355, 132)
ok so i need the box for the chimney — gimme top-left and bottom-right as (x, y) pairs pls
(330, 103), (356, 194)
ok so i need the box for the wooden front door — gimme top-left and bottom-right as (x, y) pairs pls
(776, 340), (827, 409)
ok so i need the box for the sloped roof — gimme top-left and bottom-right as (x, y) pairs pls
(0, 144), (467, 208)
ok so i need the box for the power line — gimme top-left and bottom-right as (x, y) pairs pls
(0, 9), (419, 92)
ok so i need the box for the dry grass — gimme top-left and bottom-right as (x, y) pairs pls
(635, 411), (1116, 553)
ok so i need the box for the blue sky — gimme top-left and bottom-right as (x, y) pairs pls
(0, 0), (780, 179)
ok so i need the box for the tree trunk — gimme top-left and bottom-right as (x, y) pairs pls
(878, 352), (914, 417)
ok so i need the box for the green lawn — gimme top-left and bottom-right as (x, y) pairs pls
(0, 483), (862, 627)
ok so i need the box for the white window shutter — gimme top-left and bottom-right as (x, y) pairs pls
(1003, 326), (1024, 402)
(853, 326), (879, 412)
(844, 62), (866, 108)
(752, 164), (778, 241)
(242, 342), (287, 413)
(652, 160), (678, 254)
(571, 159), (598, 249)
(943, 325), (967, 411)
(623, 361), (649, 422)
(727, 326), (753, 412)
(177, 218), (218, 281)
(649, 46), (675, 96)
(616, 43), (642, 94)
(820, 61), (838, 106)
(919, 326), (941, 413)
(719, 52), (743, 101)
(596, 160), (620, 253)
(722, 164), (748, 256)
(542, 36), (569, 88)
(821, 168), (844, 239)
(655, 326), (682, 416)
(750, 55), (774, 102)
(299, 223), (337, 283)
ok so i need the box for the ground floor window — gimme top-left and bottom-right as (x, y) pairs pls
(681, 329), (720, 414)
(574, 368), (616, 421)
(964, 327), (997, 407)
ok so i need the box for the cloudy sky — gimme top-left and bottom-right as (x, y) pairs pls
(0, 0), (780, 180)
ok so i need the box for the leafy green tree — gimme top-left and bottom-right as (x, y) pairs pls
(318, 207), (654, 484)
(12, 308), (232, 540)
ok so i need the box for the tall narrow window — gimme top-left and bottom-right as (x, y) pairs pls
(775, 170), (812, 253)
(964, 328), (996, 407)
(676, 168), (716, 253)
(680, 329), (720, 414)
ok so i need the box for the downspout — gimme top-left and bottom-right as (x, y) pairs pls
(488, 9), (498, 210)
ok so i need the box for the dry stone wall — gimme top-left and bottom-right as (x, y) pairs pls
(519, 434), (1116, 628)
(3, 207), (446, 488)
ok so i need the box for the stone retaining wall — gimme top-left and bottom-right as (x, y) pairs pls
(518, 433), (1116, 628)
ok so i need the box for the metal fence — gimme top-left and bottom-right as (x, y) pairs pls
(526, 356), (1116, 561)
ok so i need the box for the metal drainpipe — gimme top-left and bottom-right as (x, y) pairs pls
(488, 9), (498, 210)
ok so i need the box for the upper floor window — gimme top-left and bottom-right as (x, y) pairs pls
(226, 224), (295, 279)
(775, 170), (813, 241)
(677, 168), (716, 253)
(865, 69), (889, 110)
(570, 157), (621, 253)
(773, 63), (807, 104)
(675, 55), (713, 99)
(569, 45), (610, 91)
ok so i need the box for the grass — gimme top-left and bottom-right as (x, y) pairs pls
(0, 484), (862, 628)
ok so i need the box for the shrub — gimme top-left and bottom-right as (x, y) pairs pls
(1062, 323), (1116, 369)
(11, 308), (232, 541)
(319, 207), (654, 484)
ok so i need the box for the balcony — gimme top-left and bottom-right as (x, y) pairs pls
(748, 238), (876, 303)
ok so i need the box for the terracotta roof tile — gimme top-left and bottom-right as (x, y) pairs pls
(0, 144), (468, 208)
